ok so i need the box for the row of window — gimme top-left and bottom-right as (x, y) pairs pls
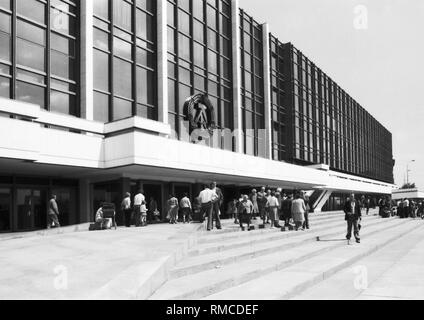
(92, 0), (157, 123)
(240, 10), (266, 158)
(270, 35), (288, 162)
(282, 43), (393, 183)
(0, 0), (78, 116)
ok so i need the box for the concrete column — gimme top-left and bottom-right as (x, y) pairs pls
(231, 0), (243, 153)
(262, 23), (272, 160)
(157, 0), (168, 126)
(79, 179), (92, 223)
(80, 0), (94, 121)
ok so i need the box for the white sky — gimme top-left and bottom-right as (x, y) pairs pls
(240, 0), (424, 188)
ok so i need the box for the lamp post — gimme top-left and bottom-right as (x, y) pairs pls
(406, 160), (416, 186)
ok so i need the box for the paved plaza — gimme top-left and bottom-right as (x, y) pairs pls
(0, 211), (423, 300)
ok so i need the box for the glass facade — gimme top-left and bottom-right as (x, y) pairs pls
(239, 10), (265, 157)
(0, 0), (79, 115)
(0, 2), (394, 184)
(280, 43), (394, 184)
(93, 0), (158, 123)
(167, 0), (233, 149)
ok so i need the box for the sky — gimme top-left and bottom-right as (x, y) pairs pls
(240, 0), (424, 188)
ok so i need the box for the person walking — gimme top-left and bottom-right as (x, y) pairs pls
(47, 195), (61, 229)
(211, 182), (224, 227)
(180, 193), (192, 223)
(250, 189), (259, 220)
(291, 193), (306, 231)
(303, 194), (311, 230)
(257, 187), (268, 225)
(140, 200), (148, 227)
(134, 190), (145, 227)
(149, 197), (160, 222)
(398, 199), (404, 218)
(267, 191), (280, 229)
(226, 199), (238, 223)
(198, 184), (219, 231)
(365, 197), (371, 215)
(167, 195), (179, 224)
(403, 198), (410, 218)
(265, 189), (272, 224)
(344, 193), (362, 244)
(238, 195), (254, 231)
(282, 194), (293, 227)
(276, 188), (283, 222)
(121, 192), (132, 227)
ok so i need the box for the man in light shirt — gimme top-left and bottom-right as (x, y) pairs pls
(403, 198), (410, 218)
(198, 184), (219, 231)
(121, 192), (132, 227)
(180, 193), (192, 223)
(134, 190), (146, 227)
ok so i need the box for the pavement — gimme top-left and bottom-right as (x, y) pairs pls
(0, 222), (203, 300)
(292, 221), (424, 300)
(1, 211), (423, 300)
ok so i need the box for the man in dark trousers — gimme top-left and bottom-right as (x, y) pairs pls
(211, 182), (223, 230)
(344, 193), (362, 244)
(47, 195), (60, 229)
(282, 194), (293, 227)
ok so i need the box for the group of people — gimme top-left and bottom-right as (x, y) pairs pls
(93, 183), (424, 236)
(94, 191), (161, 229)
(395, 198), (424, 219)
(226, 188), (311, 232)
(166, 193), (194, 224)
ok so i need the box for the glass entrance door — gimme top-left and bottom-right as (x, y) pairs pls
(0, 188), (11, 232)
(16, 188), (47, 231)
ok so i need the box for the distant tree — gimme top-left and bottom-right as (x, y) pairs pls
(400, 183), (416, 190)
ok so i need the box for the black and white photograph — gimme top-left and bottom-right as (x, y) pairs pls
(0, 0), (423, 308)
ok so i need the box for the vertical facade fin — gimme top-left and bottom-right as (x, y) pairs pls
(157, 0), (169, 126)
(81, 0), (94, 121)
(231, 0), (242, 153)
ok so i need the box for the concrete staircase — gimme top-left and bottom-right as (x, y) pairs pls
(149, 211), (421, 300)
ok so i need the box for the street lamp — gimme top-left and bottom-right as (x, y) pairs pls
(407, 160), (416, 186)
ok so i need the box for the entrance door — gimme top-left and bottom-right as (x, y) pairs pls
(16, 188), (47, 231)
(0, 188), (11, 232)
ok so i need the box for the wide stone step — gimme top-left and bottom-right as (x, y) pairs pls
(189, 215), (381, 257)
(196, 212), (357, 245)
(203, 220), (420, 300)
(168, 216), (395, 280)
(150, 218), (410, 300)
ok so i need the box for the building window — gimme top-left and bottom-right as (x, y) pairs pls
(240, 10), (264, 158)
(93, 0), (158, 123)
(0, 0), (79, 115)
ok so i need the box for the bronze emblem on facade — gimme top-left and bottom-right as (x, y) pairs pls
(184, 94), (217, 135)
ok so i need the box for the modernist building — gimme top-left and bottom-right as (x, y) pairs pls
(0, 0), (395, 233)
